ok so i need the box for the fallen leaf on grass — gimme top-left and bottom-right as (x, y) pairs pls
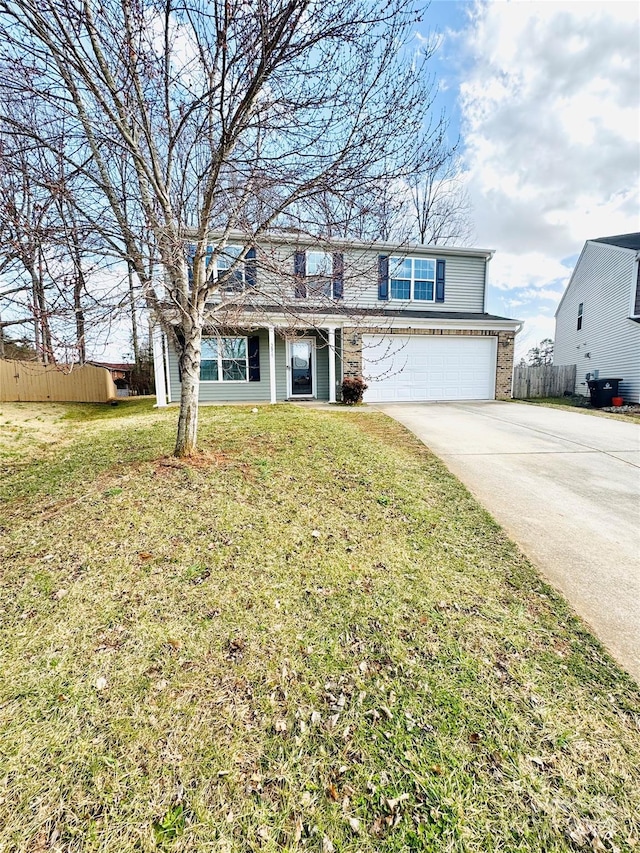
(386, 793), (410, 811)
(293, 816), (303, 843)
(322, 836), (334, 852)
(95, 676), (108, 691)
(326, 783), (339, 801)
(348, 817), (361, 834)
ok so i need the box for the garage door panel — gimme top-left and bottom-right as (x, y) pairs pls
(362, 335), (496, 402)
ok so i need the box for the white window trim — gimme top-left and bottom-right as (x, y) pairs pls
(215, 245), (246, 290)
(389, 256), (436, 302)
(200, 335), (250, 383)
(305, 250), (335, 299)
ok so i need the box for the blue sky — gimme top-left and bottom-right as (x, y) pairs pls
(414, 0), (640, 358)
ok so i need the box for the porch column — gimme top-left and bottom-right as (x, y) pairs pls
(327, 326), (337, 404)
(268, 325), (277, 404)
(152, 324), (167, 407)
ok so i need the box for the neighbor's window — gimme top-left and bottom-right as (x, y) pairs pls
(200, 337), (248, 381)
(577, 302), (583, 331)
(390, 256), (436, 301)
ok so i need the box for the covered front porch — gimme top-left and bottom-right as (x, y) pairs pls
(153, 324), (343, 406)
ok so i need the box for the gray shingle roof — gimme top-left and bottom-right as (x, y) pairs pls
(592, 233), (640, 251)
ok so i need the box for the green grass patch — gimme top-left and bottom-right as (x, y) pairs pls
(0, 402), (638, 852)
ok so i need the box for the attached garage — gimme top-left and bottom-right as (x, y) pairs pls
(362, 334), (497, 402)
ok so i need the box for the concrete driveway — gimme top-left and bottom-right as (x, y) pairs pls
(376, 401), (640, 682)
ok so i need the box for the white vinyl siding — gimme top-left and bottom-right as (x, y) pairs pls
(555, 241), (640, 403)
(362, 335), (496, 402)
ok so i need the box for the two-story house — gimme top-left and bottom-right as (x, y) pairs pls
(152, 233), (521, 405)
(554, 233), (640, 403)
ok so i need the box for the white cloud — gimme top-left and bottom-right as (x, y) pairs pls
(456, 0), (640, 350)
(489, 251), (571, 291)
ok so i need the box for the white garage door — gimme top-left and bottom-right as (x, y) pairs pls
(362, 335), (496, 402)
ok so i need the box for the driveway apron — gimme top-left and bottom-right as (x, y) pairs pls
(376, 401), (640, 683)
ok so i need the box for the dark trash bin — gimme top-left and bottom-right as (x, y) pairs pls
(587, 378), (622, 408)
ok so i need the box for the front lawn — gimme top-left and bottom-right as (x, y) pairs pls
(1, 401), (638, 852)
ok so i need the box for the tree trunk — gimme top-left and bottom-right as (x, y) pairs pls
(174, 325), (202, 457)
(128, 262), (140, 364)
(74, 270), (86, 364)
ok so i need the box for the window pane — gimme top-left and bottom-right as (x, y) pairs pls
(200, 360), (219, 381)
(414, 280), (434, 300)
(217, 245), (242, 270)
(221, 337), (246, 359)
(390, 257), (411, 280)
(391, 278), (410, 300)
(414, 259), (435, 279)
(307, 251), (331, 276)
(202, 339), (218, 359)
(222, 360), (247, 381)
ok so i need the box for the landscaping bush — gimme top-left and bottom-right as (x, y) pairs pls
(341, 376), (368, 404)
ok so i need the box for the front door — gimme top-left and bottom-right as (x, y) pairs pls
(289, 339), (314, 397)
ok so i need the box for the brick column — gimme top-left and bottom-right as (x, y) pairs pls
(496, 331), (515, 398)
(342, 327), (362, 379)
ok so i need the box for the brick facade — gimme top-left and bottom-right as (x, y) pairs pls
(342, 326), (515, 399)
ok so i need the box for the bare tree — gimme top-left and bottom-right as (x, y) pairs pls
(0, 129), (117, 365)
(408, 138), (474, 246)
(526, 338), (554, 366)
(0, 0), (447, 455)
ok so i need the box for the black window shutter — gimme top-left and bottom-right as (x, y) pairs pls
(186, 245), (195, 287)
(435, 259), (446, 302)
(294, 251), (307, 298)
(248, 335), (260, 381)
(245, 247), (257, 289)
(378, 254), (389, 300)
(332, 252), (344, 300)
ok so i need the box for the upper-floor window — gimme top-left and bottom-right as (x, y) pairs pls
(577, 302), (583, 331)
(390, 257), (436, 301)
(294, 250), (344, 299)
(217, 246), (245, 291)
(200, 336), (248, 382)
(307, 251), (332, 297)
(187, 244), (256, 291)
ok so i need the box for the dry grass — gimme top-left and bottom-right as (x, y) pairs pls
(0, 400), (638, 852)
(513, 397), (640, 424)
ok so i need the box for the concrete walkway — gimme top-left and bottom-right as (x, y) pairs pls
(376, 401), (640, 683)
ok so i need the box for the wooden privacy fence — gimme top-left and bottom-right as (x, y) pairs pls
(512, 363), (576, 399)
(0, 359), (117, 403)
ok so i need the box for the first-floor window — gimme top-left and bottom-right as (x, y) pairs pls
(200, 337), (248, 381)
(390, 256), (436, 301)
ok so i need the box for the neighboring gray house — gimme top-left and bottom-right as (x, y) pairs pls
(554, 233), (640, 403)
(152, 233), (520, 406)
